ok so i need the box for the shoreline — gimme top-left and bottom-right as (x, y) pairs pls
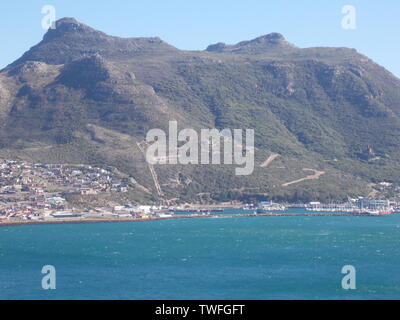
(0, 212), (387, 228)
(0, 214), (205, 228)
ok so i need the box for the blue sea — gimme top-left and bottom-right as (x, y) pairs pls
(1, 210), (400, 300)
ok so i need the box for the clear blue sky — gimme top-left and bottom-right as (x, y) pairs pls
(1, 1), (399, 76)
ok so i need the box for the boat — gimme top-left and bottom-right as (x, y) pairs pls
(51, 212), (83, 218)
(256, 201), (286, 213)
(354, 209), (394, 216)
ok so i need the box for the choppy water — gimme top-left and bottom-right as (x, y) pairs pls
(1, 213), (400, 299)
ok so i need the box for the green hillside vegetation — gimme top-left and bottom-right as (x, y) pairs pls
(0, 17), (399, 204)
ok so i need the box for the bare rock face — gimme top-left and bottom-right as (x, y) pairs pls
(0, 75), (15, 125)
(206, 42), (227, 52)
(58, 54), (135, 89)
(10, 61), (51, 75)
(55, 54), (166, 111)
(7, 61), (60, 84)
(0, 78), (10, 107)
(43, 17), (102, 41)
(206, 32), (297, 54)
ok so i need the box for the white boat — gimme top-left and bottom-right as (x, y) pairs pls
(256, 201), (286, 213)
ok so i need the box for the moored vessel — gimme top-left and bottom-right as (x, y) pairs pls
(256, 201), (286, 214)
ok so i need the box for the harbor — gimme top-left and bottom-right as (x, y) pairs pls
(1, 207), (397, 227)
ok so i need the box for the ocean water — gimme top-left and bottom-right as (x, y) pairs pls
(0, 213), (400, 300)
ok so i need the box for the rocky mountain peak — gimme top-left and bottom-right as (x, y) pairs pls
(253, 32), (286, 43)
(4, 17), (179, 67)
(206, 32), (296, 54)
(43, 17), (103, 42)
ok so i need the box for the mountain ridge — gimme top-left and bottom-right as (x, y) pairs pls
(1, 17), (399, 204)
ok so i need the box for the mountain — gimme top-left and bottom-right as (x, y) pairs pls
(206, 32), (298, 54)
(9, 18), (179, 66)
(1, 17), (400, 204)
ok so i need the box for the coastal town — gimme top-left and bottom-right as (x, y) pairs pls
(0, 159), (399, 225)
(0, 159), (159, 223)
